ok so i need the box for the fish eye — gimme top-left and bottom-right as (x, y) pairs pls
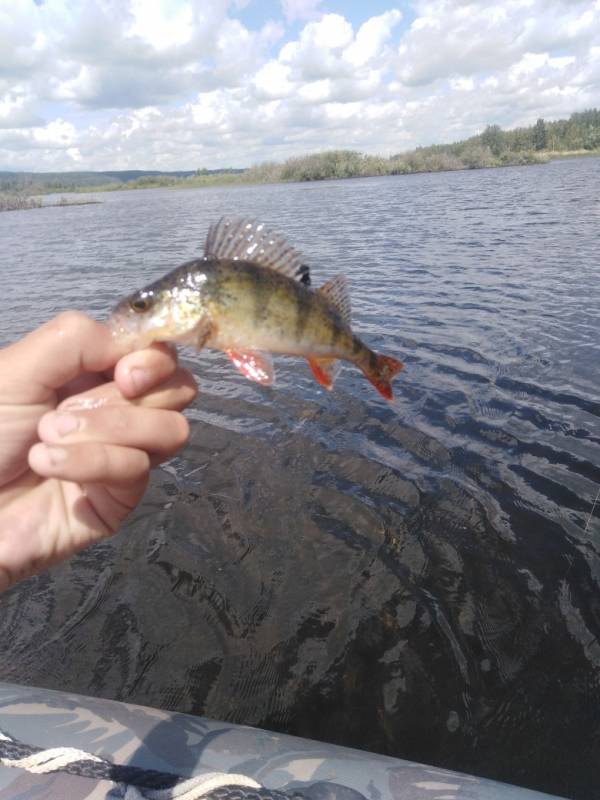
(130, 296), (152, 313)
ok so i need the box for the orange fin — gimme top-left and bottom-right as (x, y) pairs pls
(225, 349), (274, 385)
(308, 357), (341, 391)
(363, 354), (404, 400)
(318, 275), (351, 323)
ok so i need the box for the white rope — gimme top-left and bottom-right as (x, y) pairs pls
(123, 773), (262, 800)
(1, 746), (102, 773)
(0, 729), (265, 800)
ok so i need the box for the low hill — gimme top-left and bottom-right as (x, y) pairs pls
(0, 169), (241, 193)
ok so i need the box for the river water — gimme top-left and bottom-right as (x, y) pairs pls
(1, 158), (599, 799)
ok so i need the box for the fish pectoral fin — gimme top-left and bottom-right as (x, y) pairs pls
(204, 217), (310, 285)
(225, 349), (274, 385)
(307, 357), (341, 391)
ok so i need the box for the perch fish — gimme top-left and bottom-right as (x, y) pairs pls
(109, 217), (403, 399)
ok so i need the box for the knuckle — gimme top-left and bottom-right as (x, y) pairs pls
(53, 310), (90, 336)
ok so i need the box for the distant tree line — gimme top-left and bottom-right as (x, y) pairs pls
(243, 142), (541, 185)
(470, 108), (600, 156)
(239, 108), (600, 183)
(1, 109), (598, 203)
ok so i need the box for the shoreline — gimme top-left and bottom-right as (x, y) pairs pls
(55, 149), (600, 196)
(1, 150), (598, 209)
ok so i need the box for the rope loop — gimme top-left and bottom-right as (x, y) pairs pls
(0, 728), (302, 800)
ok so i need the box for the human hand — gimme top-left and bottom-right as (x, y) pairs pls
(0, 311), (197, 591)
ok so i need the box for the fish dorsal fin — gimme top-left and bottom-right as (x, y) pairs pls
(204, 217), (310, 285)
(318, 274), (351, 323)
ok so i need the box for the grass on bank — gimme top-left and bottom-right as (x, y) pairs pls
(2, 109), (599, 205)
(1, 146), (591, 209)
(59, 108), (600, 192)
(81, 145), (600, 194)
(0, 194), (42, 211)
(64, 145), (551, 195)
(0, 193), (101, 212)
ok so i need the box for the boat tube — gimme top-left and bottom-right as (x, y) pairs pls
(0, 682), (563, 799)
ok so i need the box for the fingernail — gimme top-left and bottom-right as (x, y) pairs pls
(129, 367), (150, 395)
(39, 445), (68, 467)
(47, 446), (68, 466)
(53, 412), (80, 436)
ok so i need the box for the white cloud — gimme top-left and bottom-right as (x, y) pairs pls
(0, 1), (48, 81)
(298, 78), (332, 103)
(344, 10), (402, 68)
(127, 0), (194, 49)
(0, 88), (42, 129)
(397, 0), (600, 85)
(33, 118), (77, 148)
(308, 13), (353, 49)
(0, 0), (598, 170)
(280, 14), (354, 76)
(253, 61), (294, 99)
(449, 77), (475, 91)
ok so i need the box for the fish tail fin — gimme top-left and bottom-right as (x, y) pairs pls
(308, 356), (341, 391)
(362, 353), (404, 400)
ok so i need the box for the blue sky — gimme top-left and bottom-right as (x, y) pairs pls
(237, 0), (415, 35)
(0, 0), (598, 171)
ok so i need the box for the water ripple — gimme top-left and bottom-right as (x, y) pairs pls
(0, 157), (599, 799)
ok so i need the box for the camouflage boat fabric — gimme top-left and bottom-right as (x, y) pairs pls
(0, 682), (562, 800)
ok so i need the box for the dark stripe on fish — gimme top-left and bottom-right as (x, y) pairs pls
(330, 322), (342, 347)
(252, 271), (268, 324)
(295, 288), (313, 341)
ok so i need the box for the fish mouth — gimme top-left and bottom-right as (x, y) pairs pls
(106, 310), (145, 348)
(106, 307), (183, 351)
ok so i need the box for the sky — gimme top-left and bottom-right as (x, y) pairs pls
(1, 0), (599, 172)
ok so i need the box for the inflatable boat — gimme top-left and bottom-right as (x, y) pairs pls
(0, 682), (563, 799)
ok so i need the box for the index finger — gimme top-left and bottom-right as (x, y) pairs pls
(2, 311), (130, 402)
